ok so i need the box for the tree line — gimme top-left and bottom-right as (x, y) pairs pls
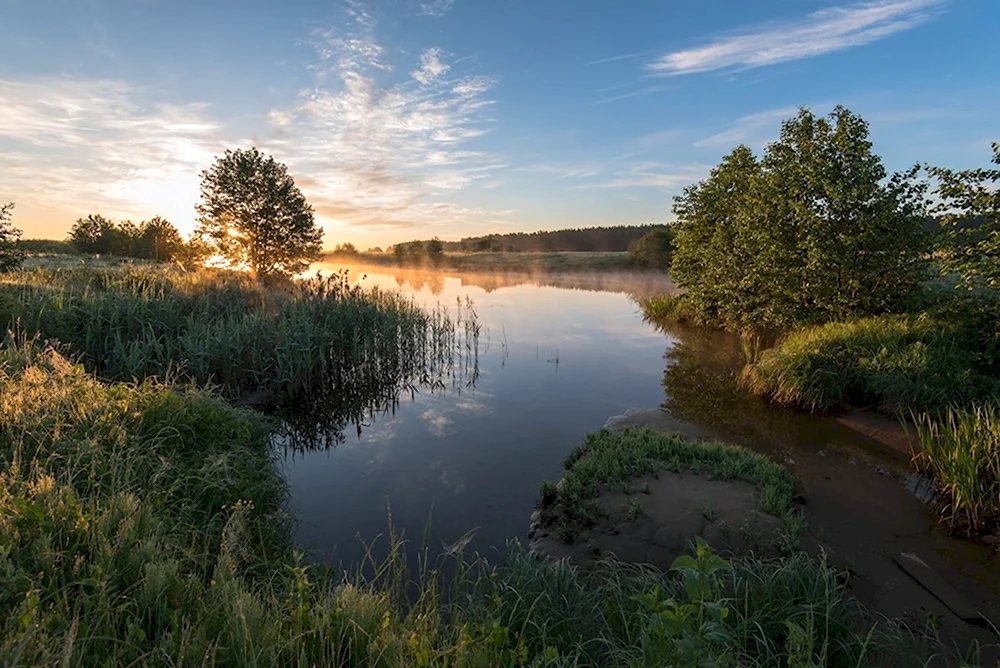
(67, 214), (205, 264)
(397, 225), (665, 254)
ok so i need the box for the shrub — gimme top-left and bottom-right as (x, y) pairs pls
(742, 313), (1000, 414)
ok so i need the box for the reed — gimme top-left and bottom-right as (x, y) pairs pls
(913, 404), (1000, 536)
(0, 265), (479, 445)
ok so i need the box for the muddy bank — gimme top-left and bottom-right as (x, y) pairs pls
(531, 408), (1000, 660)
(529, 469), (786, 566)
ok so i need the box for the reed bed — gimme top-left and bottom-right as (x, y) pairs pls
(0, 265), (479, 446)
(913, 404), (1000, 537)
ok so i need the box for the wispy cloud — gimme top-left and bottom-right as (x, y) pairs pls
(648, 0), (945, 75)
(590, 84), (669, 106)
(419, 0), (455, 17)
(694, 106), (800, 150)
(0, 77), (228, 231)
(265, 25), (504, 235)
(587, 162), (709, 190)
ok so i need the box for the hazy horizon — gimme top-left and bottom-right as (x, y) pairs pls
(2, 0), (997, 250)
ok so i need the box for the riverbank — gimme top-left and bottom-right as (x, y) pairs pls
(528, 418), (1000, 664)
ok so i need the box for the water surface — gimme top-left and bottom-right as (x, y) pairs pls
(281, 264), (677, 566)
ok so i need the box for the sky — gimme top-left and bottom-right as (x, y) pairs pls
(1, 0), (998, 250)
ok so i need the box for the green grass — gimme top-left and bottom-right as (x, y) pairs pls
(913, 404), (1000, 537)
(741, 313), (1000, 415)
(0, 265), (477, 440)
(641, 293), (703, 325)
(537, 428), (802, 536)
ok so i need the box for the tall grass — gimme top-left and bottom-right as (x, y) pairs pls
(913, 404), (1000, 536)
(0, 265), (478, 445)
(1, 335), (957, 666)
(741, 314), (1000, 415)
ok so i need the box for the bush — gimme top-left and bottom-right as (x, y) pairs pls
(0, 202), (25, 272)
(742, 313), (1000, 414)
(670, 107), (930, 331)
(628, 227), (674, 269)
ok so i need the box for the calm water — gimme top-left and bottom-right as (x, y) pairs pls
(280, 264), (679, 566)
(278, 263), (1000, 618)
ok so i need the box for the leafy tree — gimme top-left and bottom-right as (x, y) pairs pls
(627, 227), (674, 269)
(425, 237), (444, 265)
(0, 203), (25, 272)
(137, 216), (185, 261)
(929, 142), (1000, 290)
(115, 220), (141, 257)
(69, 214), (118, 255)
(196, 147), (323, 278)
(671, 107), (930, 330)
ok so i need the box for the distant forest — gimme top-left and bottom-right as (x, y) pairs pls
(407, 225), (667, 253)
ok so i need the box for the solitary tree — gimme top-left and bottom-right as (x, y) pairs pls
(671, 107), (930, 330)
(0, 203), (25, 272)
(929, 142), (1000, 291)
(196, 147), (323, 278)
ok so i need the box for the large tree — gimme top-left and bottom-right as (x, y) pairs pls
(0, 203), (25, 272)
(136, 216), (186, 262)
(670, 106), (930, 330)
(929, 142), (1000, 291)
(196, 147), (322, 278)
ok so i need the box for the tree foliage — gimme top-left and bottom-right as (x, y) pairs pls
(670, 106), (930, 331)
(929, 142), (1000, 291)
(627, 227), (674, 269)
(196, 147), (322, 278)
(68, 214), (195, 263)
(0, 203), (25, 272)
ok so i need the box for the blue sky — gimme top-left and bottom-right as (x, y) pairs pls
(1, 0), (997, 248)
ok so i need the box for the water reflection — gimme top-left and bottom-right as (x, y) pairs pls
(280, 264), (677, 566)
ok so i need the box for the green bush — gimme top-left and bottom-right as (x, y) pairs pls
(742, 313), (1000, 414)
(670, 107), (930, 331)
(628, 227), (674, 269)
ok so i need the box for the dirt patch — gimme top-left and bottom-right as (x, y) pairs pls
(530, 470), (785, 567)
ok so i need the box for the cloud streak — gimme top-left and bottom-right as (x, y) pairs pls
(0, 77), (228, 232)
(264, 26), (505, 235)
(648, 0), (944, 75)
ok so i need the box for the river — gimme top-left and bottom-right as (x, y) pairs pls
(279, 262), (999, 649)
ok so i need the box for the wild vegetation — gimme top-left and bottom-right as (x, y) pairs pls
(536, 428), (801, 538)
(0, 343), (959, 666)
(912, 404), (1000, 538)
(642, 107), (1000, 540)
(69, 213), (203, 264)
(396, 224), (666, 254)
(0, 265), (477, 446)
(0, 202), (25, 272)
(627, 227), (674, 269)
(668, 106), (929, 331)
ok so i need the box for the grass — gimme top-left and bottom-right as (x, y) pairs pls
(537, 428), (803, 538)
(912, 404), (1000, 537)
(0, 265), (478, 444)
(740, 313), (1000, 415)
(2, 332), (965, 666)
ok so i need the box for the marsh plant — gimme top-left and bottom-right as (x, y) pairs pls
(913, 404), (1000, 536)
(0, 265), (480, 447)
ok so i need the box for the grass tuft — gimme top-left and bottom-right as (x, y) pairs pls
(913, 404), (1000, 536)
